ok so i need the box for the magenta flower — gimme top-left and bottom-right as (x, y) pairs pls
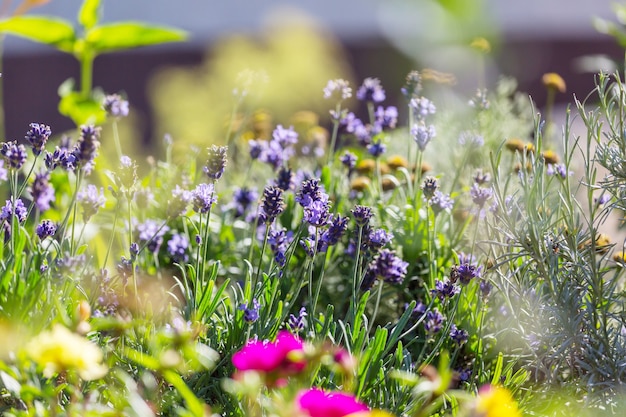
(297, 388), (369, 417)
(232, 331), (305, 375)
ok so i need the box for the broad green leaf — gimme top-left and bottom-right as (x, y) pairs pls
(85, 22), (187, 53)
(58, 92), (106, 126)
(0, 16), (75, 53)
(78, 0), (101, 30)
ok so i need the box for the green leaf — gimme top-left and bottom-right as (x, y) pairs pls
(85, 22), (187, 53)
(78, 0), (101, 30)
(0, 16), (75, 53)
(58, 92), (106, 126)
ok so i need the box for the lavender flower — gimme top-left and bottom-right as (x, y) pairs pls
(421, 176), (439, 200)
(429, 191), (454, 215)
(269, 228), (293, 267)
(432, 278), (460, 301)
(287, 306), (307, 334)
(167, 232), (189, 263)
(340, 151), (357, 170)
(357, 77), (386, 103)
(367, 228), (393, 250)
(0, 198), (27, 223)
(351, 205), (373, 227)
(248, 139), (265, 160)
(30, 171), (55, 212)
(25, 122), (51, 156)
(469, 88), (490, 110)
(320, 214), (349, 247)
(204, 145), (228, 181)
(36, 219), (56, 240)
(480, 279), (492, 298)
(411, 122), (436, 151)
(275, 166), (294, 191)
(136, 219), (169, 253)
(323, 79), (352, 101)
(295, 178), (327, 208)
(449, 324), (469, 346)
(1, 141), (27, 169)
(367, 141), (386, 158)
(77, 185), (106, 222)
(375, 106), (398, 130)
(450, 262), (482, 285)
(102, 94), (129, 118)
(470, 183), (493, 207)
(0, 160), (7, 182)
(595, 193), (611, 207)
(424, 309), (445, 334)
(362, 249), (408, 288)
(231, 187), (258, 218)
(191, 183), (217, 213)
(272, 125), (298, 148)
(260, 185), (285, 224)
(74, 125), (101, 174)
(473, 169), (491, 185)
(547, 163), (570, 179)
(238, 299), (260, 323)
(410, 97), (436, 120)
(44, 147), (75, 172)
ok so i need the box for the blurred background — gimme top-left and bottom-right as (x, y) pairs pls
(2, 0), (622, 148)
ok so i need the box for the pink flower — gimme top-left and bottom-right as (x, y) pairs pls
(297, 388), (369, 417)
(232, 331), (305, 375)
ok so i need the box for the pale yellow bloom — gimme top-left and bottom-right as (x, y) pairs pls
(475, 385), (521, 417)
(25, 324), (108, 381)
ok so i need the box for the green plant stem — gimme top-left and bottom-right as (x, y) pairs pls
(326, 102), (341, 166)
(80, 53), (94, 98)
(349, 225), (364, 322)
(112, 120), (123, 161)
(102, 199), (120, 269)
(368, 280), (384, 334)
(252, 225), (270, 297)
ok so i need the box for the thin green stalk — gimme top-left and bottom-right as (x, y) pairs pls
(251, 225), (270, 297)
(326, 102), (341, 166)
(102, 199), (120, 269)
(112, 120), (123, 161)
(349, 225), (364, 321)
(367, 280), (384, 334)
(80, 53), (94, 98)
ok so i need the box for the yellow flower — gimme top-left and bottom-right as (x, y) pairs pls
(541, 150), (559, 165)
(350, 176), (371, 192)
(542, 73), (566, 93)
(504, 138), (525, 153)
(25, 324), (108, 381)
(386, 155), (409, 170)
(475, 385), (521, 417)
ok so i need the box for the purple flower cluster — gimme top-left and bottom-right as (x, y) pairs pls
(249, 125), (298, 170)
(30, 171), (55, 212)
(44, 146), (76, 171)
(259, 185), (285, 224)
(547, 163), (570, 179)
(410, 97), (436, 121)
(204, 145), (228, 181)
(1, 141), (27, 169)
(323, 79), (352, 101)
(351, 205), (373, 227)
(421, 176), (439, 200)
(230, 187), (258, 219)
(191, 183), (217, 213)
(470, 183), (493, 207)
(366, 228), (393, 250)
(73, 125), (101, 174)
(424, 308), (445, 334)
(25, 123), (51, 156)
(238, 299), (260, 323)
(287, 306), (307, 334)
(77, 185), (106, 222)
(167, 232), (189, 263)
(429, 191), (454, 215)
(340, 151), (357, 171)
(367, 140), (386, 158)
(375, 106), (399, 130)
(36, 219), (56, 240)
(356, 77), (386, 103)
(269, 228), (293, 267)
(135, 219), (170, 253)
(103, 94), (129, 118)
(458, 131), (484, 147)
(449, 324), (469, 346)
(362, 249), (408, 289)
(0, 198), (27, 223)
(450, 254), (483, 285)
(432, 278), (460, 301)
(274, 166), (294, 191)
(411, 122), (436, 151)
